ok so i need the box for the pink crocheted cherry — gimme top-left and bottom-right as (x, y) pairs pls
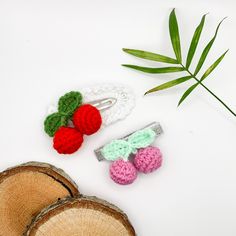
(110, 159), (137, 185)
(134, 146), (162, 174)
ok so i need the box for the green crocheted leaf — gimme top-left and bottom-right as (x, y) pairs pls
(128, 128), (156, 149)
(44, 112), (68, 137)
(58, 91), (83, 115)
(101, 140), (132, 161)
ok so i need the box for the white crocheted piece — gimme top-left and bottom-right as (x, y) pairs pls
(80, 84), (135, 126)
(47, 84), (135, 127)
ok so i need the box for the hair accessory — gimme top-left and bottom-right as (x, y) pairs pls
(94, 122), (163, 185)
(44, 84), (135, 155)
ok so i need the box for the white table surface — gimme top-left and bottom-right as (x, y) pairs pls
(0, 0), (236, 235)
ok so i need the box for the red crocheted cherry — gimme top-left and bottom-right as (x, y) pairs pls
(53, 127), (84, 154)
(73, 104), (102, 135)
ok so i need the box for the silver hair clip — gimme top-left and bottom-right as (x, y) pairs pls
(94, 122), (164, 185)
(95, 122), (163, 161)
(89, 97), (117, 111)
(44, 84), (135, 155)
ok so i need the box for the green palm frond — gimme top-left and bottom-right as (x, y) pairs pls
(122, 9), (235, 117)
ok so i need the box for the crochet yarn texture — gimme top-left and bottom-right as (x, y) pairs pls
(110, 159), (137, 185)
(44, 113), (68, 137)
(134, 146), (162, 173)
(101, 140), (133, 161)
(53, 127), (84, 154)
(44, 91), (104, 154)
(101, 128), (156, 161)
(44, 91), (83, 137)
(128, 128), (156, 149)
(80, 84), (135, 126)
(73, 104), (102, 135)
(58, 91), (83, 116)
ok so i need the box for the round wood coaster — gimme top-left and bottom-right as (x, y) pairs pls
(25, 196), (136, 236)
(0, 162), (79, 236)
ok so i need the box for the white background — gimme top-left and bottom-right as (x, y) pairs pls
(0, 0), (236, 235)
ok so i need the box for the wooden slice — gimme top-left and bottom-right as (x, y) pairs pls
(25, 196), (136, 236)
(0, 162), (79, 236)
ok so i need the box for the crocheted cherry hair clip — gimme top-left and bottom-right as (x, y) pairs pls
(95, 122), (163, 185)
(44, 84), (135, 154)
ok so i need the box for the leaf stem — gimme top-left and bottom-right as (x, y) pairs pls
(180, 64), (236, 117)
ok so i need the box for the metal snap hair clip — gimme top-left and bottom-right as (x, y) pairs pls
(89, 97), (117, 111)
(44, 84), (135, 155)
(94, 122), (164, 185)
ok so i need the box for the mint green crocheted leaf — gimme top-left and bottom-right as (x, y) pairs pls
(44, 112), (68, 137)
(58, 91), (83, 116)
(128, 128), (156, 149)
(101, 140), (132, 161)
